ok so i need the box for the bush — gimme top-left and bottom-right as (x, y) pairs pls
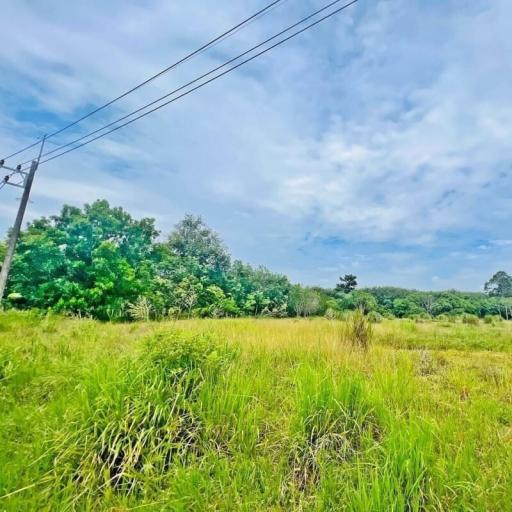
(462, 314), (479, 325)
(344, 308), (373, 350)
(367, 311), (383, 323)
(127, 296), (152, 321)
(410, 313), (432, 323)
(46, 330), (235, 502)
(484, 315), (503, 324)
(289, 368), (382, 490)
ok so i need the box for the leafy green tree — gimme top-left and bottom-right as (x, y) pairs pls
(352, 291), (377, 314)
(6, 200), (157, 319)
(431, 298), (453, 316)
(336, 274), (357, 294)
(485, 271), (512, 297)
(174, 276), (202, 317)
(289, 285), (321, 317)
(167, 215), (230, 281)
(226, 261), (290, 315)
(392, 298), (422, 318)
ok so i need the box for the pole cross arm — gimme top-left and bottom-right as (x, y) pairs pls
(3, 181), (25, 189)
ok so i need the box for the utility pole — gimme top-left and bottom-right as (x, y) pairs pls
(0, 137), (45, 302)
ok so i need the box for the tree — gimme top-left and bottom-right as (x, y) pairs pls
(167, 215), (230, 276)
(336, 274), (357, 294)
(5, 200), (157, 319)
(484, 271), (512, 297)
(174, 276), (202, 317)
(352, 291), (377, 314)
(392, 298), (422, 318)
(289, 285), (321, 317)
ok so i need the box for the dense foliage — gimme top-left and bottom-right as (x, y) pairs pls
(2, 201), (291, 320)
(2, 200), (511, 320)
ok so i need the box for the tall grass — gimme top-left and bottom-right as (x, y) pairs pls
(0, 311), (511, 510)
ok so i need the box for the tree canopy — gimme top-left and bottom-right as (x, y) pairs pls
(2, 200), (510, 321)
(484, 271), (512, 297)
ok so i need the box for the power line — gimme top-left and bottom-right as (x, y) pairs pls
(19, 0), (358, 170)
(0, 0), (287, 162)
(19, 0), (348, 166)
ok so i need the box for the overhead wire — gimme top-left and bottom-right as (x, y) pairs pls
(18, 0), (358, 170)
(0, 0), (288, 162)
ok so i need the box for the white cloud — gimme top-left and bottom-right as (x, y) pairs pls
(0, 0), (511, 289)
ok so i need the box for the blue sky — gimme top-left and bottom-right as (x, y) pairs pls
(0, 0), (511, 291)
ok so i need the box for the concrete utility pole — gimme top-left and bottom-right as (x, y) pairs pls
(0, 137), (45, 302)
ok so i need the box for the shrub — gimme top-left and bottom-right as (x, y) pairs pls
(324, 307), (338, 320)
(462, 314), (479, 325)
(289, 368), (382, 491)
(484, 315), (503, 325)
(418, 349), (436, 376)
(344, 308), (373, 350)
(127, 296), (152, 321)
(410, 313), (431, 323)
(45, 331), (234, 502)
(367, 311), (383, 323)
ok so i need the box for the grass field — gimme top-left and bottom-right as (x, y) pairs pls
(1, 311), (511, 511)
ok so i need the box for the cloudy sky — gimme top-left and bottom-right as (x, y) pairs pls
(0, 0), (510, 290)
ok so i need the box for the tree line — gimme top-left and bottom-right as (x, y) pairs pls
(1, 200), (511, 321)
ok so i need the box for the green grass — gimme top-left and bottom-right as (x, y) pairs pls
(0, 311), (511, 510)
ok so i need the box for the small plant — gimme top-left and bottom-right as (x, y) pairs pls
(484, 315), (503, 325)
(46, 330), (233, 502)
(367, 311), (382, 324)
(418, 349), (436, 376)
(412, 312), (432, 323)
(288, 368), (381, 492)
(480, 365), (505, 386)
(462, 314), (479, 326)
(324, 307), (336, 320)
(127, 296), (152, 321)
(345, 308), (373, 350)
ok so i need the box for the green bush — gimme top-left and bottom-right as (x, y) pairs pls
(410, 313), (432, 323)
(462, 314), (479, 326)
(45, 330), (234, 502)
(367, 311), (383, 323)
(344, 309), (373, 350)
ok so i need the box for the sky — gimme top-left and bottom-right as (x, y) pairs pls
(0, 0), (511, 291)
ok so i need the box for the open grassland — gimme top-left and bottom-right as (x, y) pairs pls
(1, 312), (511, 511)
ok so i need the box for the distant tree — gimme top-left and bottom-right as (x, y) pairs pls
(392, 298), (422, 318)
(336, 274), (358, 294)
(289, 285), (321, 317)
(352, 291), (377, 314)
(484, 271), (512, 297)
(167, 215), (230, 275)
(174, 276), (202, 317)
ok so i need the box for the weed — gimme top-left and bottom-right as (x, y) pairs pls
(463, 314), (479, 326)
(344, 308), (373, 350)
(417, 349), (437, 376)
